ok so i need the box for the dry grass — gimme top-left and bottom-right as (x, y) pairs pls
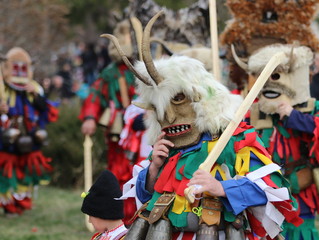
(0, 185), (93, 240)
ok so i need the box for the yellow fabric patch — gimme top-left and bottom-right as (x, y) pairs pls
(6, 88), (16, 107)
(172, 194), (191, 214)
(207, 138), (218, 153)
(17, 184), (32, 193)
(235, 147), (251, 176)
(210, 165), (227, 180)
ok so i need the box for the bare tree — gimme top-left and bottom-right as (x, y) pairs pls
(0, 0), (70, 79)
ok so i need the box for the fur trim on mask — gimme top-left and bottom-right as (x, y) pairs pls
(248, 44), (313, 75)
(134, 56), (243, 145)
(220, 0), (319, 55)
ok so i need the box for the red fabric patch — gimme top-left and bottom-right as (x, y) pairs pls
(288, 135), (301, 161)
(107, 141), (132, 187)
(118, 63), (129, 74)
(16, 197), (32, 210)
(233, 122), (253, 136)
(154, 153), (181, 193)
(20, 151), (53, 176)
(78, 78), (106, 121)
(310, 116), (319, 161)
(261, 175), (279, 189)
(298, 184), (319, 214)
(176, 177), (190, 196)
(172, 232), (195, 240)
(47, 104), (59, 122)
(234, 131), (270, 158)
(272, 200), (303, 226)
(246, 210), (266, 237)
(0, 152), (19, 178)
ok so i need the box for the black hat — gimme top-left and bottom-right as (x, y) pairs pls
(81, 170), (124, 220)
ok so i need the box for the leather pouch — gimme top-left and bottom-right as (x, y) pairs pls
(148, 193), (175, 224)
(200, 197), (222, 226)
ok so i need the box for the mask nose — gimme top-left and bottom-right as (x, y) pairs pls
(165, 104), (176, 124)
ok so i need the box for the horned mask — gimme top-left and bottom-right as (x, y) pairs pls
(233, 44), (313, 114)
(102, 11), (242, 148)
(2, 47), (33, 91)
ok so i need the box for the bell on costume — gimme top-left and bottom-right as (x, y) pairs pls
(124, 216), (150, 240)
(16, 135), (33, 153)
(196, 224), (219, 240)
(225, 223), (245, 240)
(2, 128), (21, 145)
(145, 219), (172, 240)
(34, 129), (48, 145)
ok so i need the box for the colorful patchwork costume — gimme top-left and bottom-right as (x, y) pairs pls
(220, 2), (319, 237)
(240, 44), (319, 240)
(105, 11), (302, 240)
(0, 47), (58, 215)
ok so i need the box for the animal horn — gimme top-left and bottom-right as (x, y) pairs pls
(130, 17), (143, 61)
(288, 46), (294, 73)
(142, 10), (164, 85)
(231, 44), (248, 71)
(101, 34), (152, 86)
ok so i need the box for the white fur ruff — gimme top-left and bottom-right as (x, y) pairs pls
(134, 56), (243, 145)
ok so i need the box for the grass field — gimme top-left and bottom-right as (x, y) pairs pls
(1, 185), (319, 240)
(0, 186), (93, 240)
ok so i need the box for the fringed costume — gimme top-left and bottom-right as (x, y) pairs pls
(220, 1), (319, 237)
(104, 11), (302, 239)
(0, 47), (58, 215)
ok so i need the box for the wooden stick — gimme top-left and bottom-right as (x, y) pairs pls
(209, 0), (221, 81)
(184, 51), (286, 203)
(83, 135), (94, 232)
(0, 63), (6, 102)
(118, 76), (130, 109)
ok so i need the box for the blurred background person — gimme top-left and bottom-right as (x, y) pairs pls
(80, 43), (98, 86)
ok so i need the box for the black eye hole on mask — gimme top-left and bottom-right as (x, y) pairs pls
(270, 73), (280, 81)
(172, 93), (186, 104)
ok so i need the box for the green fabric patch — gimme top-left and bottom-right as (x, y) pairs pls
(183, 142), (209, 179)
(168, 210), (188, 228)
(272, 116), (290, 138)
(282, 218), (319, 240)
(0, 171), (17, 193)
(98, 63), (136, 109)
(224, 210), (236, 223)
(146, 191), (161, 211)
(260, 128), (273, 148)
(216, 136), (237, 175)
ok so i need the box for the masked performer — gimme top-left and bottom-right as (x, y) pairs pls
(0, 47), (58, 216)
(79, 19), (143, 225)
(104, 11), (302, 240)
(233, 43), (319, 239)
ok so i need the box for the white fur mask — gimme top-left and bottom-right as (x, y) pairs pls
(134, 55), (243, 145)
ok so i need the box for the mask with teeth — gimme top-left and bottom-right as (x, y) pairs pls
(102, 11), (242, 149)
(158, 93), (201, 149)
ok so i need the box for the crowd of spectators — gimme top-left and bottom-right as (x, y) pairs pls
(41, 40), (111, 105)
